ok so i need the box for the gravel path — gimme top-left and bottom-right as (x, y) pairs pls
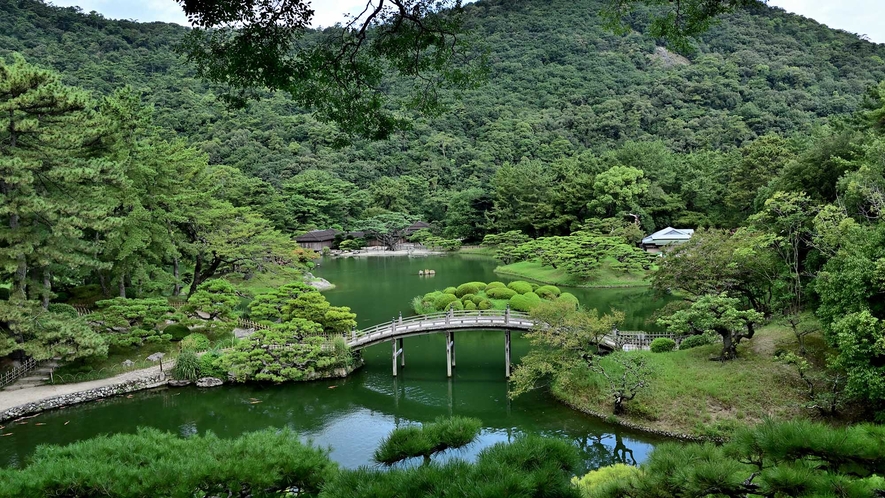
(0, 365), (167, 413)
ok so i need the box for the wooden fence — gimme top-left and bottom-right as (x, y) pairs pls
(0, 357), (39, 389)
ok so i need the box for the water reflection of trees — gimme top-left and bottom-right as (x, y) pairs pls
(573, 433), (637, 471)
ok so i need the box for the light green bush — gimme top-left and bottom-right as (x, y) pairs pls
(172, 350), (201, 380)
(471, 295), (485, 305)
(433, 293), (459, 311)
(486, 287), (517, 299)
(485, 281), (506, 290)
(507, 281), (533, 295)
(572, 463), (641, 498)
(535, 285), (562, 299)
(199, 351), (228, 379)
(460, 293), (476, 304)
(446, 300), (464, 311)
(509, 292), (542, 312)
(559, 292), (579, 308)
(47, 303), (78, 319)
(478, 299), (493, 310)
(650, 337), (677, 353)
(456, 282), (486, 297)
(443, 287), (458, 295)
(464, 300), (477, 310)
(180, 333), (210, 352)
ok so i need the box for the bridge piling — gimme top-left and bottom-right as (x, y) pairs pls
(446, 331), (454, 377)
(398, 338), (405, 368)
(451, 332), (456, 367)
(393, 340), (398, 377)
(505, 329), (511, 378)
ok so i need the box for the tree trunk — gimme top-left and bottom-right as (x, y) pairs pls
(99, 271), (110, 297)
(188, 254), (203, 298)
(42, 267), (51, 309)
(720, 332), (737, 361)
(118, 273), (126, 298)
(172, 257), (181, 296)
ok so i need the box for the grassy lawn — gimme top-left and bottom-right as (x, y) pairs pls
(495, 260), (650, 288)
(553, 323), (829, 439)
(457, 247), (495, 257)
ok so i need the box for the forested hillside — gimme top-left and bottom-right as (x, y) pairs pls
(2, 0), (885, 239)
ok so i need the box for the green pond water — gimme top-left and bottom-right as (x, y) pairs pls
(0, 255), (673, 471)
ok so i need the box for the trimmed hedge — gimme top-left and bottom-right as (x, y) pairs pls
(460, 293), (477, 303)
(558, 292), (579, 307)
(485, 281), (506, 290)
(507, 281), (533, 295)
(509, 292), (542, 312)
(164, 324), (191, 341)
(446, 300), (464, 311)
(679, 334), (712, 350)
(433, 293), (460, 310)
(456, 282), (487, 297)
(534, 285), (561, 299)
(470, 295), (485, 305)
(443, 287), (458, 295)
(486, 287), (517, 300)
(464, 300), (477, 310)
(478, 299), (493, 310)
(650, 337), (677, 353)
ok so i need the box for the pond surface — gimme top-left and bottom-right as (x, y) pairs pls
(0, 255), (672, 471)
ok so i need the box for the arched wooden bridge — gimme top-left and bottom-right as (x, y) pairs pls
(345, 309), (678, 378)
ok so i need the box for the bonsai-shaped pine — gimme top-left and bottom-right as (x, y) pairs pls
(657, 294), (764, 361)
(373, 416), (482, 466)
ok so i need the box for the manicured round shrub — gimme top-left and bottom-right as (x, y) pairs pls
(507, 281), (533, 295)
(464, 300), (477, 311)
(433, 293), (459, 311)
(509, 292), (542, 312)
(485, 281), (506, 290)
(165, 324), (191, 341)
(443, 287), (458, 295)
(456, 282), (486, 297)
(534, 285), (562, 299)
(558, 292), (579, 307)
(471, 295), (485, 305)
(180, 333), (211, 352)
(650, 337), (677, 353)
(679, 334), (712, 350)
(477, 299), (493, 310)
(47, 303), (78, 319)
(460, 293), (476, 304)
(486, 287), (517, 299)
(445, 300), (464, 311)
(531, 283), (539, 291)
(199, 351), (227, 379)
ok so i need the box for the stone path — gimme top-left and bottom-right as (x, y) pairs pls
(0, 364), (167, 413)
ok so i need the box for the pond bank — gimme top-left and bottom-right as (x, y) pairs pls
(0, 361), (364, 424)
(494, 261), (650, 288)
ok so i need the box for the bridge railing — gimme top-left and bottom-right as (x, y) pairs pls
(351, 309), (533, 343)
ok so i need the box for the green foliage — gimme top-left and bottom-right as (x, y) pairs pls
(446, 300), (465, 311)
(558, 292), (579, 308)
(455, 282), (486, 297)
(180, 333), (210, 352)
(535, 285), (562, 299)
(47, 303), (78, 319)
(0, 298), (108, 361)
(373, 416), (482, 466)
(183, 278), (239, 322)
(464, 300), (477, 310)
(222, 325), (352, 383)
(433, 293), (460, 310)
(507, 281), (534, 295)
(486, 287), (518, 299)
(0, 428), (335, 497)
(572, 463), (641, 498)
(164, 324), (191, 342)
(443, 287), (458, 295)
(94, 298), (174, 333)
(249, 283), (356, 334)
(171, 349), (201, 381)
(649, 337), (676, 353)
(678, 334), (712, 350)
(199, 351), (228, 379)
(485, 281), (506, 290)
(477, 299), (493, 310)
(509, 292), (542, 312)
(658, 294), (764, 360)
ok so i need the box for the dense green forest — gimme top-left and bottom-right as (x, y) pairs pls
(2, 0), (885, 240)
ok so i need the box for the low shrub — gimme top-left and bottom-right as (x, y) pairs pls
(507, 281), (533, 295)
(455, 282), (484, 297)
(446, 300), (464, 311)
(200, 351), (228, 379)
(558, 292), (579, 308)
(433, 293), (459, 311)
(460, 293), (476, 304)
(650, 337), (677, 353)
(509, 292), (542, 312)
(534, 285), (562, 299)
(486, 287), (517, 299)
(485, 281), (506, 290)
(471, 295), (485, 305)
(464, 300), (477, 311)
(443, 287), (457, 295)
(679, 334), (712, 350)
(47, 303), (78, 319)
(164, 324), (191, 342)
(572, 463), (641, 497)
(180, 333), (210, 352)
(478, 299), (493, 310)
(172, 350), (201, 380)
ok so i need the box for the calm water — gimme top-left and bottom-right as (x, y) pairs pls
(0, 255), (671, 470)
